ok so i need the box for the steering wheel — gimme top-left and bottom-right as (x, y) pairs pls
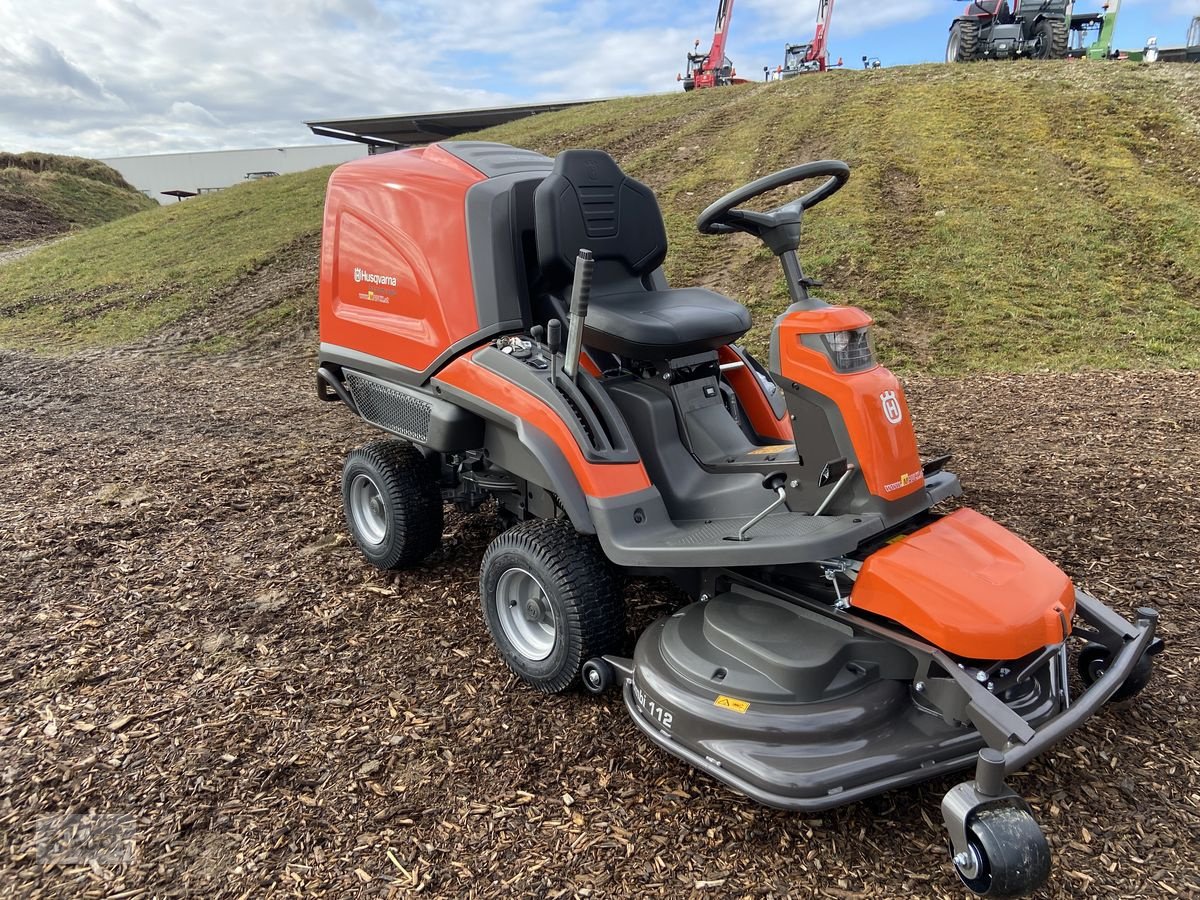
(696, 160), (850, 254)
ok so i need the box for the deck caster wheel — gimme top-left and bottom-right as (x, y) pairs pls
(1078, 643), (1154, 703)
(581, 658), (614, 695)
(342, 439), (442, 569)
(952, 806), (1051, 898)
(480, 519), (625, 694)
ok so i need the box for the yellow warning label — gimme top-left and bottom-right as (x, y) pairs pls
(714, 695), (750, 714)
(748, 444), (791, 456)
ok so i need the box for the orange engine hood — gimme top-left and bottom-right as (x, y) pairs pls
(852, 509), (1075, 661)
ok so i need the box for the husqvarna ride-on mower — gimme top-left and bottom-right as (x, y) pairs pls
(316, 141), (1161, 896)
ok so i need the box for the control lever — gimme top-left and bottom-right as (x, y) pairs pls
(730, 472), (788, 542)
(814, 462), (857, 516)
(547, 318), (562, 382)
(562, 248), (593, 383)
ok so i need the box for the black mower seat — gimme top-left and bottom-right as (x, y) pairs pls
(579, 287), (751, 358)
(535, 149), (750, 359)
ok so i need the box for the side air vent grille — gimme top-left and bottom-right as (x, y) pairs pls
(579, 184), (618, 237)
(346, 372), (432, 442)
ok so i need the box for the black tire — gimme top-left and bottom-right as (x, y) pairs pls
(581, 658), (615, 695)
(953, 806), (1051, 897)
(341, 439), (442, 569)
(480, 519), (624, 693)
(1078, 643), (1154, 703)
(1030, 18), (1069, 60)
(948, 20), (980, 63)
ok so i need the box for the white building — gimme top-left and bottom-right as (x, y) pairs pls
(100, 143), (368, 204)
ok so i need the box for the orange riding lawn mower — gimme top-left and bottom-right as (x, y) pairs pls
(315, 141), (1162, 896)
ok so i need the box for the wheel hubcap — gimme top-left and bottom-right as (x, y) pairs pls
(496, 568), (556, 661)
(349, 473), (388, 546)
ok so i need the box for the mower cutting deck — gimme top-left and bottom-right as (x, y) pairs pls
(316, 140), (1161, 897)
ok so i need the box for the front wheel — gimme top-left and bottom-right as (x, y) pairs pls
(948, 20), (980, 63)
(480, 519), (625, 693)
(952, 806), (1051, 897)
(1030, 18), (1068, 59)
(1078, 643), (1154, 703)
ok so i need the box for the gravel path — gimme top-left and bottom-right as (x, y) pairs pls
(1, 351), (1197, 898)
(0, 238), (63, 267)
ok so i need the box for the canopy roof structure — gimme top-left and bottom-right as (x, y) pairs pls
(306, 99), (603, 149)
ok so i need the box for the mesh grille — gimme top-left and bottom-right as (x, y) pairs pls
(346, 372), (432, 441)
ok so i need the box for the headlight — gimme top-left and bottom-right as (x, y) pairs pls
(819, 328), (875, 373)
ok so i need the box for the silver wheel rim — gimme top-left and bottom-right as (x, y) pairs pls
(349, 473), (388, 546)
(954, 843), (983, 881)
(948, 31), (959, 62)
(495, 567), (556, 661)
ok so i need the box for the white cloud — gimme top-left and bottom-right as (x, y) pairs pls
(0, 0), (940, 158)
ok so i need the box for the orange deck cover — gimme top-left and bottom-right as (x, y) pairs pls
(852, 509), (1075, 660)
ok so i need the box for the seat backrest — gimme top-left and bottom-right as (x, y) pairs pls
(534, 150), (668, 292)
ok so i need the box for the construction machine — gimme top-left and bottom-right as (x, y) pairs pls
(679, 0), (749, 90)
(1067, 0), (1120, 59)
(778, 0), (841, 77)
(947, 1), (1072, 62)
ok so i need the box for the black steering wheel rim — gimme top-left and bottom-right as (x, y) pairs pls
(696, 160), (851, 236)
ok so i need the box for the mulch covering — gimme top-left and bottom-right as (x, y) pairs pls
(2, 351), (1197, 898)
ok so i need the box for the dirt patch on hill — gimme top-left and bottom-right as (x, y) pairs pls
(1, 352), (1197, 898)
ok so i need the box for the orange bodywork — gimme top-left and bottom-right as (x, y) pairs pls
(776, 306), (925, 501)
(853, 509), (1076, 660)
(319, 144), (486, 374)
(435, 352), (652, 499)
(717, 345), (793, 441)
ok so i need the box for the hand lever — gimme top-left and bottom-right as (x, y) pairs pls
(563, 249), (593, 383)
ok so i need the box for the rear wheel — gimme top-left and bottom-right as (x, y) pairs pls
(1030, 18), (1068, 59)
(342, 440), (442, 569)
(948, 20), (981, 63)
(480, 519), (625, 693)
(952, 806), (1051, 897)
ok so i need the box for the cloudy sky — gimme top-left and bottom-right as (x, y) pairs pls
(1, 0), (1197, 158)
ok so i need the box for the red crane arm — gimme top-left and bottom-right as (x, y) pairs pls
(701, 0), (736, 70)
(808, 0), (835, 61)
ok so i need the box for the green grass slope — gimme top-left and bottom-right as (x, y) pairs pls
(2, 62), (1199, 371)
(0, 153), (157, 245)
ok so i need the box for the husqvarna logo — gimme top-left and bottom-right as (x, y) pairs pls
(880, 390), (903, 425)
(353, 267), (397, 287)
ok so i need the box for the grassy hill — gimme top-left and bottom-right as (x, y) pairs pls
(0, 153), (157, 246)
(2, 62), (1199, 372)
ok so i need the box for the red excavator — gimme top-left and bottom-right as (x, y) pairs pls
(775, 0), (841, 78)
(679, 0), (750, 90)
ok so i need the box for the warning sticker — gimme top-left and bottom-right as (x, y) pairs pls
(714, 695), (750, 714)
(748, 445), (791, 456)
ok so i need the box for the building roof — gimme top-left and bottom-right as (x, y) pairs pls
(305, 99), (603, 148)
